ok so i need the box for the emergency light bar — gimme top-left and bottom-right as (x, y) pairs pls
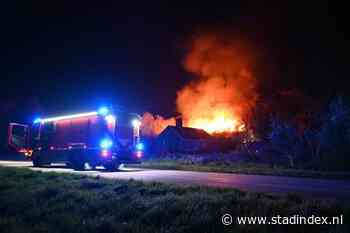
(35, 111), (98, 123)
(33, 105), (118, 124)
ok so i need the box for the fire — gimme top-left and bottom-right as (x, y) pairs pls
(176, 32), (257, 134)
(141, 31), (257, 136)
(141, 112), (175, 136)
(189, 110), (245, 134)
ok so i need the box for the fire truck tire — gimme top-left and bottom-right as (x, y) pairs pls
(104, 162), (120, 172)
(71, 160), (85, 171)
(32, 152), (48, 167)
(68, 153), (86, 171)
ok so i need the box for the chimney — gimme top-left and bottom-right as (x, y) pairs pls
(175, 116), (183, 128)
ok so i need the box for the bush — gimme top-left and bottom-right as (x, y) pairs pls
(267, 96), (350, 171)
(268, 118), (306, 168)
(317, 96), (350, 170)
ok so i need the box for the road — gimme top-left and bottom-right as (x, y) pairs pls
(1, 160), (350, 200)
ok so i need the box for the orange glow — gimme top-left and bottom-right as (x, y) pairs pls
(188, 111), (245, 134)
(176, 32), (257, 134)
(140, 32), (257, 136)
(141, 112), (175, 136)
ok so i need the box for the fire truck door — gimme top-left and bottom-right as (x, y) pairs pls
(8, 123), (29, 152)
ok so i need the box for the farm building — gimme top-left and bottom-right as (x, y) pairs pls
(154, 125), (212, 154)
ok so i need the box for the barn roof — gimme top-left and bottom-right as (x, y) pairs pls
(161, 126), (211, 140)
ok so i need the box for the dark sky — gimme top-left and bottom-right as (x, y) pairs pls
(0, 1), (349, 123)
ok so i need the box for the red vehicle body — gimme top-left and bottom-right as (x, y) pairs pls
(8, 107), (143, 171)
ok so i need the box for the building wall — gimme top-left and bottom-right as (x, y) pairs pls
(154, 129), (210, 154)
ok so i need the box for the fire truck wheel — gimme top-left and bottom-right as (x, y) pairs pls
(69, 155), (86, 171)
(104, 162), (120, 172)
(32, 152), (48, 167)
(72, 160), (85, 171)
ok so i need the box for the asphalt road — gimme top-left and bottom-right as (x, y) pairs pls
(1, 160), (350, 200)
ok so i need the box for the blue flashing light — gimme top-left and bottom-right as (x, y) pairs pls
(100, 138), (113, 149)
(136, 142), (144, 151)
(33, 118), (41, 124)
(98, 107), (109, 115)
(105, 114), (116, 124)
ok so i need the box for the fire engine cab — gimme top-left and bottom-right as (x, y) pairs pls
(8, 107), (143, 171)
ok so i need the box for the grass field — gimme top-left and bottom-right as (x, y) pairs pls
(132, 159), (350, 180)
(0, 167), (348, 233)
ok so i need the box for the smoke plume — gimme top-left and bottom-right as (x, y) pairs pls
(141, 112), (175, 136)
(141, 31), (258, 135)
(176, 32), (258, 133)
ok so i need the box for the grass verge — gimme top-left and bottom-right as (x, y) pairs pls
(131, 159), (350, 180)
(0, 167), (348, 233)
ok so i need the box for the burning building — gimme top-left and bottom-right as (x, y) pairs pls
(141, 31), (258, 139)
(153, 118), (212, 154)
(176, 32), (257, 134)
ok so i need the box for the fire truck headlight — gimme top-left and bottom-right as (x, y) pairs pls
(105, 114), (116, 124)
(101, 149), (110, 157)
(100, 139), (113, 149)
(136, 151), (143, 159)
(132, 119), (141, 128)
(136, 142), (144, 151)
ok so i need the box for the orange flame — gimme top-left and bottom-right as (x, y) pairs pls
(176, 32), (257, 134)
(188, 111), (245, 134)
(141, 112), (175, 136)
(141, 32), (257, 136)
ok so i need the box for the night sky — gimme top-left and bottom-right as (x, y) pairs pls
(0, 1), (349, 125)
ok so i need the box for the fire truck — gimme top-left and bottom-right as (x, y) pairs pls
(7, 107), (144, 171)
